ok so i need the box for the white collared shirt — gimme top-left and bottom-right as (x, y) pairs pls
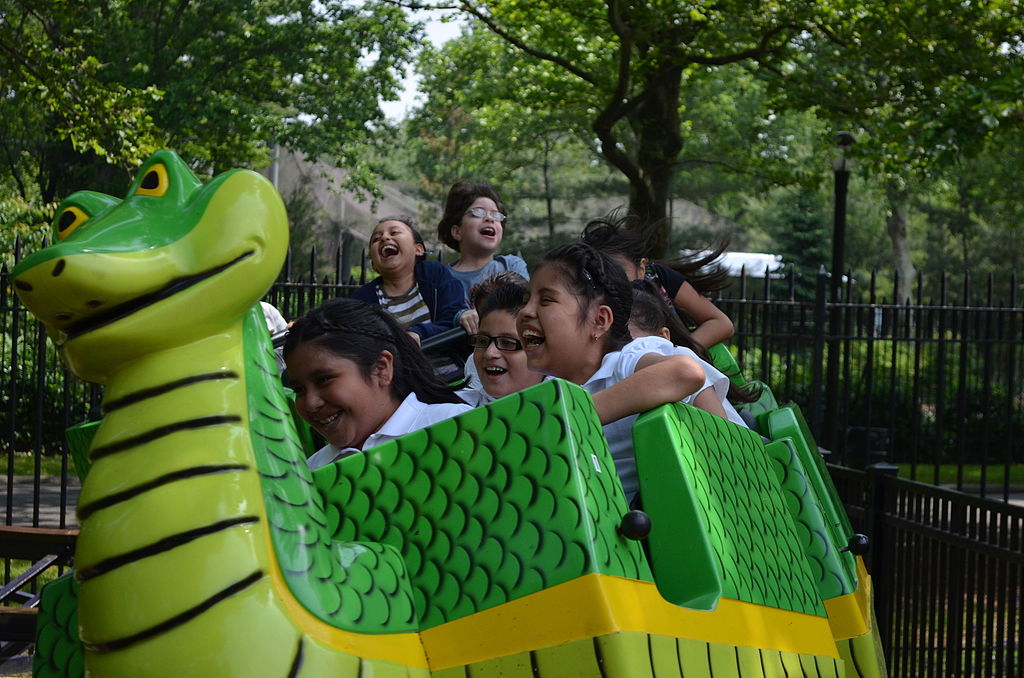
(578, 344), (646, 498)
(623, 336), (748, 428)
(306, 392), (472, 469)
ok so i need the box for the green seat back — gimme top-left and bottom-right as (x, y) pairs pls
(632, 402), (825, 616)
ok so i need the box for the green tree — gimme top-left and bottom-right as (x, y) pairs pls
(404, 29), (627, 243)
(762, 0), (1024, 300)
(1, 0), (419, 258)
(393, 0), (856, 255)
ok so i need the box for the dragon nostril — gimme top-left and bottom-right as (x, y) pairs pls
(55, 313), (72, 321)
(14, 280), (33, 291)
(52, 259), (66, 276)
(86, 300), (103, 308)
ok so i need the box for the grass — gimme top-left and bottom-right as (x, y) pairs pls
(896, 463), (1024, 487)
(4, 451), (67, 478)
(2, 559), (64, 593)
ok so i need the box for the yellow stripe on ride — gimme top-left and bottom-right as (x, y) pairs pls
(421, 573), (839, 670)
(823, 556), (874, 641)
(260, 519), (430, 668)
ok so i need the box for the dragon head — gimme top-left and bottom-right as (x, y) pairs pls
(12, 150), (288, 383)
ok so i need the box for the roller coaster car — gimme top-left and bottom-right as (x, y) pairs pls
(18, 151), (884, 677)
(34, 345), (886, 678)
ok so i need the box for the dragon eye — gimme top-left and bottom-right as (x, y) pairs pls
(55, 206), (89, 241)
(134, 162), (169, 197)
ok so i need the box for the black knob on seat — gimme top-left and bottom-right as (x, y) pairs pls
(617, 510), (652, 540)
(840, 533), (870, 555)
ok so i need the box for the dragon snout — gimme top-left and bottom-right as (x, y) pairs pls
(12, 258), (110, 330)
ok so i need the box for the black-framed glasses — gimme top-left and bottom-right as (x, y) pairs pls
(465, 206), (507, 222)
(468, 333), (522, 351)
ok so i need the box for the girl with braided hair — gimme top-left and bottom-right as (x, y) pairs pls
(284, 298), (471, 469)
(517, 242), (706, 498)
(628, 278), (758, 429)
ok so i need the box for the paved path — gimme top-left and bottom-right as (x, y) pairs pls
(1, 476), (80, 528)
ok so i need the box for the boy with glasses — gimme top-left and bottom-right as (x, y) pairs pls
(457, 273), (545, 407)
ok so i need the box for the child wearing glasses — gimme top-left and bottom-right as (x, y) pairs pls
(457, 272), (545, 407)
(518, 242), (706, 498)
(353, 215), (469, 346)
(284, 299), (471, 469)
(436, 182), (529, 333)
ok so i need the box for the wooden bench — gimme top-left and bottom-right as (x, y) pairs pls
(1, 526), (78, 647)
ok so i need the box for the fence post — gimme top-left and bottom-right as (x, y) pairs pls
(864, 461), (898, 660)
(811, 266), (828, 439)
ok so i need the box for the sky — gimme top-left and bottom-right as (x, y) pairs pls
(380, 10), (464, 121)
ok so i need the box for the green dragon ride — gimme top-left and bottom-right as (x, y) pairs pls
(12, 151), (887, 678)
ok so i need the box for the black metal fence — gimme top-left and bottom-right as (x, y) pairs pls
(718, 266), (1023, 501)
(831, 463), (1023, 678)
(3, 244), (1023, 526)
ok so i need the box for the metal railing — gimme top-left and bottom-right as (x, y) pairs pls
(831, 463), (1023, 677)
(2, 240), (1022, 675)
(718, 266), (1023, 501)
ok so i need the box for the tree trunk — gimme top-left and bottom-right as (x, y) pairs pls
(593, 64), (682, 257)
(627, 66), (683, 257)
(542, 138), (555, 242)
(884, 179), (916, 305)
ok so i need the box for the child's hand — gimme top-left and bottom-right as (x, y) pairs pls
(459, 309), (480, 334)
(407, 331), (421, 346)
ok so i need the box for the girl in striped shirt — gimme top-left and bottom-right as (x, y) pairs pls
(352, 215), (468, 346)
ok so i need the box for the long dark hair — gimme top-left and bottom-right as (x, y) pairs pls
(629, 279), (707, 356)
(581, 212), (731, 295)
(283, 299), (463, 404)
(436, 181), (506, 252)
(541, 242), (633, 352)
(471, 271), (529, 318)
(629, 279), (760, 404)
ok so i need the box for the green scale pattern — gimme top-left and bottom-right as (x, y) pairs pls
(636, 404), (825, 616)
(32, 573), (83, 678)
(242, 307), (420, 634)
(759, 405), (858, 600)
(764, 438), (856, 600)
(313, 379), (651, 630)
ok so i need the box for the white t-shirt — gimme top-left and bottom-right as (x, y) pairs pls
(625, 336), (748, 428)
(306, 393), (471, 469)
(580, 337), (752, 498)
(260, 302), (288, 372)
(577, 342), (650, 499)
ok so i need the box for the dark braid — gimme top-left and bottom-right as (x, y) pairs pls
(283, 299), (463, 404)
(629, 279), (709, 357)
(541, 242), (633, 351)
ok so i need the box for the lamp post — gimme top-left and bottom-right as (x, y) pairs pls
(830, 131), (855, 302)
(824, 131), (854, 457)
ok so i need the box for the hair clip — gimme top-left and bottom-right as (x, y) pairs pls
(580, 266), (597, 288)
